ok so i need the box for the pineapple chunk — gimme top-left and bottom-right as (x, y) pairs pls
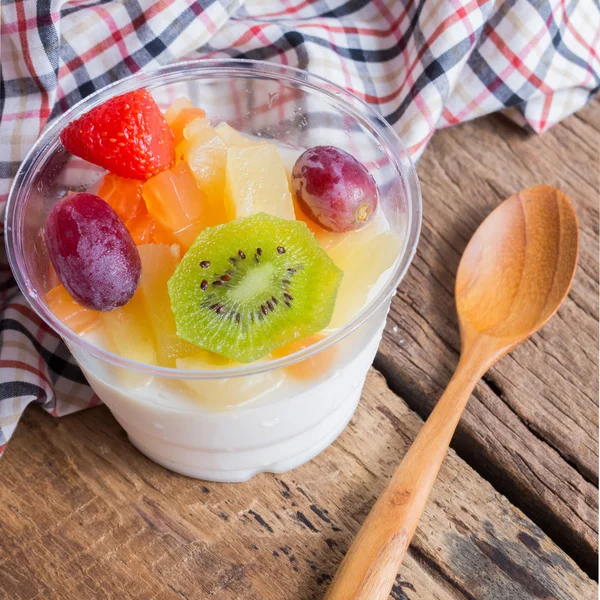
(177, 351), (284, 407)
(178, 120), (228, 227)
(46, 285), (100, 335)
(327, 230), (403, 329)
(102, 291), (156, 366)
(164, 97), (193, 125)
(214, 122), (267, 148)
(136, 244), (197, 366)
(224, 144), (295, 221)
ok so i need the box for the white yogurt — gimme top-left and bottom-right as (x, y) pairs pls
(73, 299), (391, 481)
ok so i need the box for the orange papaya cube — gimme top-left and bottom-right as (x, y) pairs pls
(171, 220), (205, 252)
(126, 214), (176, 246)
(271, 334), (337, 381)
(142, 162), (209, 236)
(164, 98), (206, 145)
(46, 285), (100, 335)
(126, 213), (155, 245)
(170, 108), (207, 145)
(98, 173), (146, 222)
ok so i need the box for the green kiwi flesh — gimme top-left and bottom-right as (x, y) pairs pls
(168, 213), (343, 363)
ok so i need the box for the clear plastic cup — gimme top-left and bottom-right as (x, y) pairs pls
(5, 60), (421, 482)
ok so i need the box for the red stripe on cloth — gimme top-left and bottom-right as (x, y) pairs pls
(1, 109), (52, 121)
(89, 394), (103, 407)
(407, 134), (432, 156)
(346, 0), (487, 105)
(14, 2), (52, 121)
(95, 5), (141, 74)
(441, 107), (461, 125)
(0, 360), (53, 394)
(539, 92), (554, 132)
(371, 0), (406, 42)
(484, 24), (553, 95)
(193, 0), (219, 35)
(453, 2), (477, 45)
(2, 11), (59, 33)
(289, 2), (409, 38)
(6, 303), (55, 335)
(445, 11), (554, 127)
(61, 1), (166, 75)
(256, 0), (320, 19)
(560, 0), (598, 65)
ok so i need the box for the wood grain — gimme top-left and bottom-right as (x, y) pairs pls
(0, 370), (596, 599)
(377, 99), (599, 574)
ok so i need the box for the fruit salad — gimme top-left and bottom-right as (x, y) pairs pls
(46, 89), (403, 405)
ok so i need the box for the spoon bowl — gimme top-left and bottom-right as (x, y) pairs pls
(324, 185), (579, 600)
(457, 185), (579, 357)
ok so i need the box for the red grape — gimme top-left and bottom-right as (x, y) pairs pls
(45, 193), (141, 311)
(291, 146), (378, 232)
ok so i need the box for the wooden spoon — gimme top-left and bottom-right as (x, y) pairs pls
(323, 185), (579, 600)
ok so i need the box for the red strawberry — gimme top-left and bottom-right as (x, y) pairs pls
(60, 89), (175, 179)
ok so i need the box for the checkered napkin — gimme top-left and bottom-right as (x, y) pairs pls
(0, 0), (598, 454)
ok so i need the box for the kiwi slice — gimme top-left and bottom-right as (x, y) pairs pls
(168, 213), (343, 363)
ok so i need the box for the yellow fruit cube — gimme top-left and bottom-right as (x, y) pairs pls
(177, 351), (284, 407)
(178, 120), (228, 227)
(214, 122), (267, 148)
(327, 229), (403, 329)
(164, 97), (193, 125)
(46, 284), (100, 335)
(224, 144), (296, 221)
(136, 244), (197, 366)
(102, 291), (156, 366)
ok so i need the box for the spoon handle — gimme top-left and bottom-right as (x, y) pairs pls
(323, 350), (486, 600)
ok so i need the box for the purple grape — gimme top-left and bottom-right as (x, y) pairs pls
(291, 146), (378, 233)
(45, 193), (141, 311)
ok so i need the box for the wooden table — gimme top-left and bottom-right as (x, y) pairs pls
(1, 100), (598, 600)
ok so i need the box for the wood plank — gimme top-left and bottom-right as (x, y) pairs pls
(377, 100), (599, 574)
(0, 370), (596, 599)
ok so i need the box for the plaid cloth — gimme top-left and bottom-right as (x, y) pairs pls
(0, 0), (598, 454)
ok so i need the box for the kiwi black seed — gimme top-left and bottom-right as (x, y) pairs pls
(167, 213), (343, 363)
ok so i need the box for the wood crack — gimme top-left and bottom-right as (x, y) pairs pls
(482, 372), (598, 487)
(408, 545), (480, 600)
(371, 358), (598, 579)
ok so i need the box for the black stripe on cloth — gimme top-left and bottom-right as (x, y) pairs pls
(214, 30), (310, 69)
(0, 277), (17, 295)
(386, 35), (487, 124)
(37, 0), (60, 76)
(0, 381), (48, 405)
(0, 318), (88, 384)
(539, 0), (600, 80)
(144, 3), (205, 57)
(225, 0), (427, 65)
(468, 48), (525, 107)
(320, 0), (372, 18)
(2, 77), (49, 98)
(0, 162), (21, 179)
(0, 72), (5, 127)
(60, 0), (115, 18)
